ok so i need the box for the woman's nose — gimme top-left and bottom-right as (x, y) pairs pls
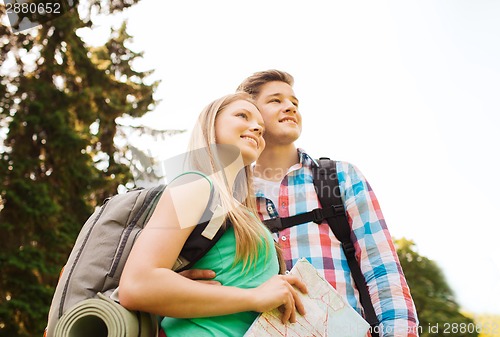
(250, 123), (263, 135)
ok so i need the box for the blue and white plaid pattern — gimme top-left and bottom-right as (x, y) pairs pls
(255, 149), (419, 337)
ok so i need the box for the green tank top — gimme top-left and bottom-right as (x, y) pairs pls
(161, 225), (278, 337)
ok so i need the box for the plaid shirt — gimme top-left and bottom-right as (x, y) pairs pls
(254, 149), (419, 337)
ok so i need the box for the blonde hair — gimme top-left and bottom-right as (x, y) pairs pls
(188, 92), (269, 270)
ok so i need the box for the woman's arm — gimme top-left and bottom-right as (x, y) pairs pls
(119, 174), (307, 322)
(119, 174), (213, 313)
(124, 266), (305, 322)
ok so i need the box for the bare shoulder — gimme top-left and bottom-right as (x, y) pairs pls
(163, 172), (213, 229)
(168, 172), (212, 204)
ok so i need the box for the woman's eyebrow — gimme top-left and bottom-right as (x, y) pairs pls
(237, 108), (253, 114)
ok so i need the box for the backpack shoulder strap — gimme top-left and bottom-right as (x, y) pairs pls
(313, 158), (380, 335)
(175, 184), (228, 272)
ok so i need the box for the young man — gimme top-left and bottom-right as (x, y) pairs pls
(236, 70), (419, 337)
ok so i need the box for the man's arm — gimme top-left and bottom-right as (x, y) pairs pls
(338, 161), (419, 337)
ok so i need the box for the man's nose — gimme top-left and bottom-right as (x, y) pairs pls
(284, 99), (297, 113)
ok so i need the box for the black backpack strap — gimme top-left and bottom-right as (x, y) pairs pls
(313, 158), (380, 336)
(176, 187), (229, 272)
(263, 203), (342, 233)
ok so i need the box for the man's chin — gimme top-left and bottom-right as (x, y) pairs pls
(264, 133), (301, 146)
(281, 128), (301, 141)
(282, 123), (301, 134)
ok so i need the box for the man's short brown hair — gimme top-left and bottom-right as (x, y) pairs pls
(236, 70), (294, 98)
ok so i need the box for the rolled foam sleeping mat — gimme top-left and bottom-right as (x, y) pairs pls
(54, 293), (158, 337)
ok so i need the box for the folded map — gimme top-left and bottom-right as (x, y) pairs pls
(244, 258), (370, 337)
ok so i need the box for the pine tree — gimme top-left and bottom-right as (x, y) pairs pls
(0, 1), (160, 335)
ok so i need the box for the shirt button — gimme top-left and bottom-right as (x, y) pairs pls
(267, 206), (273, 212)
(281, 236), (287, 241)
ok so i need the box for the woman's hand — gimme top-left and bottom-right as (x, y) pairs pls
(249, 274), (307, 324)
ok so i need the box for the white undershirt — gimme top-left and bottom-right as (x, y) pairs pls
(254, 177), (282, 209)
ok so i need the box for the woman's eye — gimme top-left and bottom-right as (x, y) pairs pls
(236, 113), (248, 119)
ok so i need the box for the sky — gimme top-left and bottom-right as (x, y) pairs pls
(62, 0), (500, 315)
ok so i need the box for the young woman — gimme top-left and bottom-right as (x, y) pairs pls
(119, 92), (307, 337)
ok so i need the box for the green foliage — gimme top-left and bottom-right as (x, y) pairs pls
(395, 238), (479, 337)
(0, 2), (157, 336)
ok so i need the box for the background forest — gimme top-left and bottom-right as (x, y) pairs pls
(0, 1), (497, 337)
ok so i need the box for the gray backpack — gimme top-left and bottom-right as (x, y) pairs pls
(45, 184), (226, 337)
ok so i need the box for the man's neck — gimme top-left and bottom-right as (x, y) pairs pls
(254, 144), (299, 182)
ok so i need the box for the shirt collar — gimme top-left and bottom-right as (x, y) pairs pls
(253, 148), (318, 198)
(297, 148), (319, 168)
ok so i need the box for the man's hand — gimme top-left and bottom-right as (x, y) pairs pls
(178, 269), (220, 285)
